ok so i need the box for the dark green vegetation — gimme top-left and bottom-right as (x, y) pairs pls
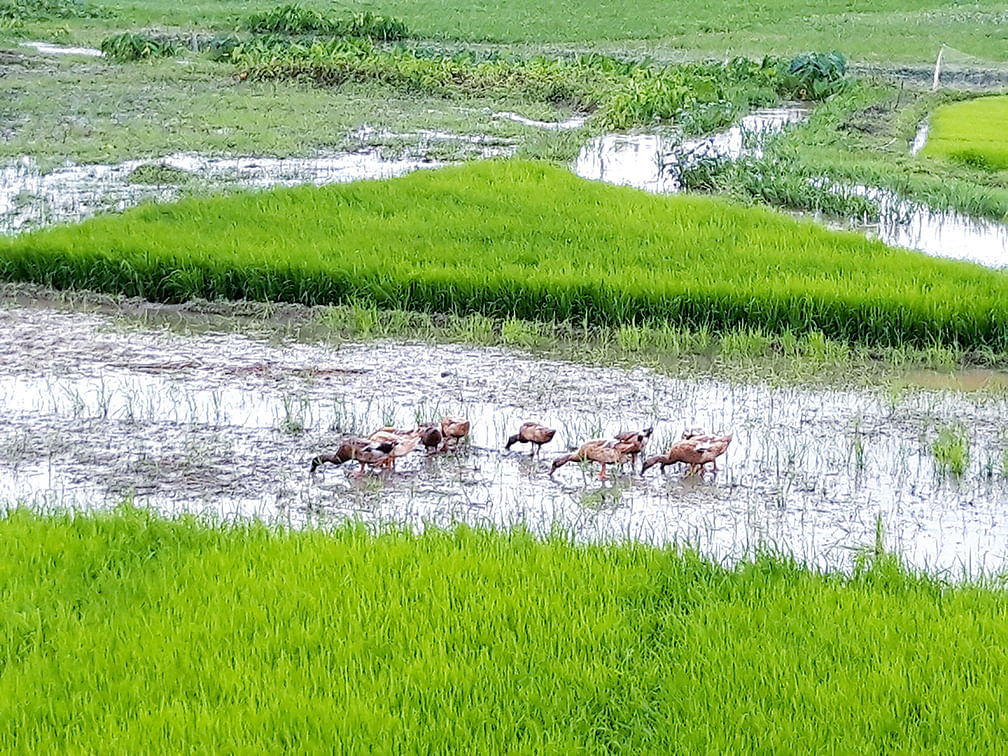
(100, 31), (177, 61)
(3, 506), (1008, 751)
(923, 95), (1008, 172)
(235, 41), (796, 130)
(2, 161), (1007, 350)
(246, 5), (409, 40)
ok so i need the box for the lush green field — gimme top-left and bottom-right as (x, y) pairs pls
(5, 0), (1008, 63)
(2, 506), (1007, 752)
(2, 160), (1007, 349)
(922, 95), (1008, 172)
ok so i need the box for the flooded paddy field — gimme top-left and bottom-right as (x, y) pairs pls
(3, 294), (1007, 574)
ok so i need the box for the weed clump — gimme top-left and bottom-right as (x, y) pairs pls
(932, 424), (970, 477)
(100, 32), (178, 61)
(246, 5), (409, 40)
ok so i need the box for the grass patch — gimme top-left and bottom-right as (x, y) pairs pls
(2, 505), (1008, 751)
(932, 424), (970, 477)
(3, 160), (1008, 351)
(922, 95), (1008, 172)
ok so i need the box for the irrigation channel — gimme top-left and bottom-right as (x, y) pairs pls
(2, 292), (1008, 574)
(2, 107), (1006, 265)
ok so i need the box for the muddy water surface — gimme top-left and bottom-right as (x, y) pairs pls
(2, 297), (1007, 573)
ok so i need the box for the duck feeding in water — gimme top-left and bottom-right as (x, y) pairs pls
(614, 426), (653, 470)
(549, 435), (640, 480)
(641, 432), (733, 476)
(505, 422), (557, 456)
(310, 436), (396, 477)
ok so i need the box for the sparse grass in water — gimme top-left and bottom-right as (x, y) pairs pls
(3, 506), (1008, 752)
(3, 161), (1007, 352)
(932, 424), (970, 477)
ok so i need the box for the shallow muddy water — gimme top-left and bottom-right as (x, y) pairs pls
(575, 106), (810, 193)
(575, 109), (1008, 268)
(0, 151), (441, 235)
(2, 296), (1007, 573)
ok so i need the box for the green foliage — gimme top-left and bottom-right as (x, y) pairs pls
(2, 506), (1008, 752)
(234, 43), (786, 130)
(932, 425), (970, 477)
(205, 34), (241, 62)
(781, 52), (848, 100)
(0, 0), (102, 21)
(246, 4), (409, 40)
(100, 32), (178, 61)
(922, 96), (1008, 172)
(3, 161), (1008, 351)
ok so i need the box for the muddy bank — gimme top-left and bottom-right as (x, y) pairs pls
(2, 294), (1006, 573)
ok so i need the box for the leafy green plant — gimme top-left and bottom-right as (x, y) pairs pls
(100, 32), (178, 61)
(0, 0), (102, 21)
(782, 51), (847, 100)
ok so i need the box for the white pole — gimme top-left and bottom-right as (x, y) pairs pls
(932, 45), (945, 91)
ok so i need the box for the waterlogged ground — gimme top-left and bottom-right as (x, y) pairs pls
(2, 294), (1008, 573)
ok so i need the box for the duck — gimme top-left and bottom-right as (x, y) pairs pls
(310, 436), (395, 476)
(614, 426), (653, 470)
(417, 422), (443, 453)
(641, 432), (733, 476)
(505, 422), (557, 456)
(440, 416), (471, 449)
(550, 436), (637, 480)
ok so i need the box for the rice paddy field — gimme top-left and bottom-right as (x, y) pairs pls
(922, 94), (1008, 171)
(5, 506), (1008, 752)
(3, 0), (1008, 750)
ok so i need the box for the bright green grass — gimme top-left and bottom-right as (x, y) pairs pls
(923, 95), (1008, 172)
(3, 506), (1008, 752)
(3, 160), (1008, 349)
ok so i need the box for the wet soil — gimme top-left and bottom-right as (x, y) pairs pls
(2, 292), (1007, 573)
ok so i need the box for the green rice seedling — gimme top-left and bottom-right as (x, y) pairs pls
(922, 96), (1008, 172)
(4, 161), (1008, 352)
(5, 506), (1008, 752)
(100, 32), (178, 61)
(932, 424), (970, 477)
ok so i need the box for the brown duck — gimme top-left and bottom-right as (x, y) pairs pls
(614, 426), (653, 470)
(550, 437), (637, 480)
(505, 422), (557, 456)
(310, 436), (394, 476)
(440, 416), (471, 448)
(641, 432), (733, 476)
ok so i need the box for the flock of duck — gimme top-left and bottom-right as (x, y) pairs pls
(310, 417), (733, 482)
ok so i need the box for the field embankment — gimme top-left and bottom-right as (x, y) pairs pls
(1, 160), (1006, 350)
(2, 506), (1007, 752)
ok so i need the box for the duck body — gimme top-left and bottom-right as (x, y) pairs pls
(614, 426), (653, 470)
(641, 433), (733, 476)
(440, 416), (471, 448)
(550, 437), (637, 480)
(310, 436), (395, 476)
(506, 422), (557, 456)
